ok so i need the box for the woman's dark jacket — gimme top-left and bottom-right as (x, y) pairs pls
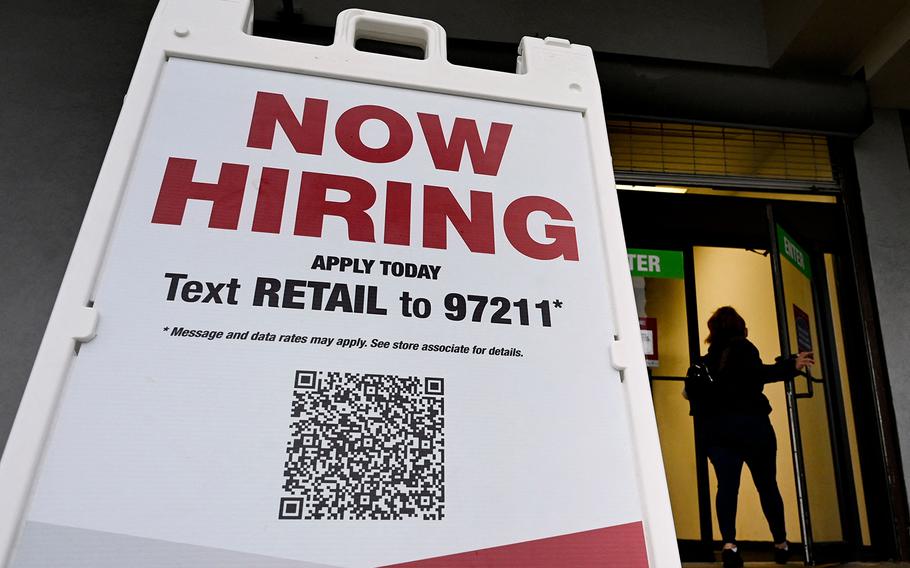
(685, 336), (800, 417)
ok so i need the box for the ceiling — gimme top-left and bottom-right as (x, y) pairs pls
(763, 0), (910, 109)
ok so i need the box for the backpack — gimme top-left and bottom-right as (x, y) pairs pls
(683, 356), (714, 402)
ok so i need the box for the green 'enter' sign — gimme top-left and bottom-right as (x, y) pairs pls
(627, 248), (684, 279)
(777, 225), (812, 280)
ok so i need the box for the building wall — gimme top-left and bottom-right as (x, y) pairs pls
(853, 109), (910, 504)
(0, 0), (158, 457)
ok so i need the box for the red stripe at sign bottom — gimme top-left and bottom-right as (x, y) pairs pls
(378, 521), (649, 568)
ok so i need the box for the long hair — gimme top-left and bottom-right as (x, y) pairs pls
(706, 306), (747, 346)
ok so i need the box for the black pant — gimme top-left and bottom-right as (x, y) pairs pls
(703, 414), (786, 544)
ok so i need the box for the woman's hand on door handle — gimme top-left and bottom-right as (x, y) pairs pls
(795, 351), (815, 371)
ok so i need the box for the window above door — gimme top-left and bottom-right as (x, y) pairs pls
(607, 119), (839, 193)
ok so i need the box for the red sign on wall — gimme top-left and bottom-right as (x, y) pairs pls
(639, 317), (659, 368)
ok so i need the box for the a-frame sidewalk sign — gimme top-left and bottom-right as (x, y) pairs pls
(0, 1), (679, 566)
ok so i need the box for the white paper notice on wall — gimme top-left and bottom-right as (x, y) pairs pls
(0, 3), (679, 568)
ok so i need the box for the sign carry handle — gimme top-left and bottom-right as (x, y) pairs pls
(333, 9), (448, 63)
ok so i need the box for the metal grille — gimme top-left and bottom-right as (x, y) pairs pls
(607, 120), (838, 191)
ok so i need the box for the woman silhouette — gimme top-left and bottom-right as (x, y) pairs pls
(686, 306), (814, 567)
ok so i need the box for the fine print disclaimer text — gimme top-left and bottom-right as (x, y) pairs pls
(160, 327), (523, 357)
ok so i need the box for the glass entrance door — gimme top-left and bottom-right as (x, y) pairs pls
(691, 246), (798, 553)
(768, 207), (849, 564)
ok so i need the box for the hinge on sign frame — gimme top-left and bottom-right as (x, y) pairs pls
(610, 336), (629, 382)
(70, 305), (100, 355)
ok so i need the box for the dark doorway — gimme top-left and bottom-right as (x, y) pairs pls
(618, 188), (874, 564)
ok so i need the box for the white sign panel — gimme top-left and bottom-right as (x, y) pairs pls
(0, 5), (678, 568)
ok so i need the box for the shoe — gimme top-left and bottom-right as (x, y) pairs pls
(773, 543), (791, 564)
(721, 547), (744, 568)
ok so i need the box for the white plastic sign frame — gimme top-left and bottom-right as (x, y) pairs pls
(0, 2), (679, 566)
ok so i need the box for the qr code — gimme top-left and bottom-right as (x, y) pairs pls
(279, 370), (444, 520)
